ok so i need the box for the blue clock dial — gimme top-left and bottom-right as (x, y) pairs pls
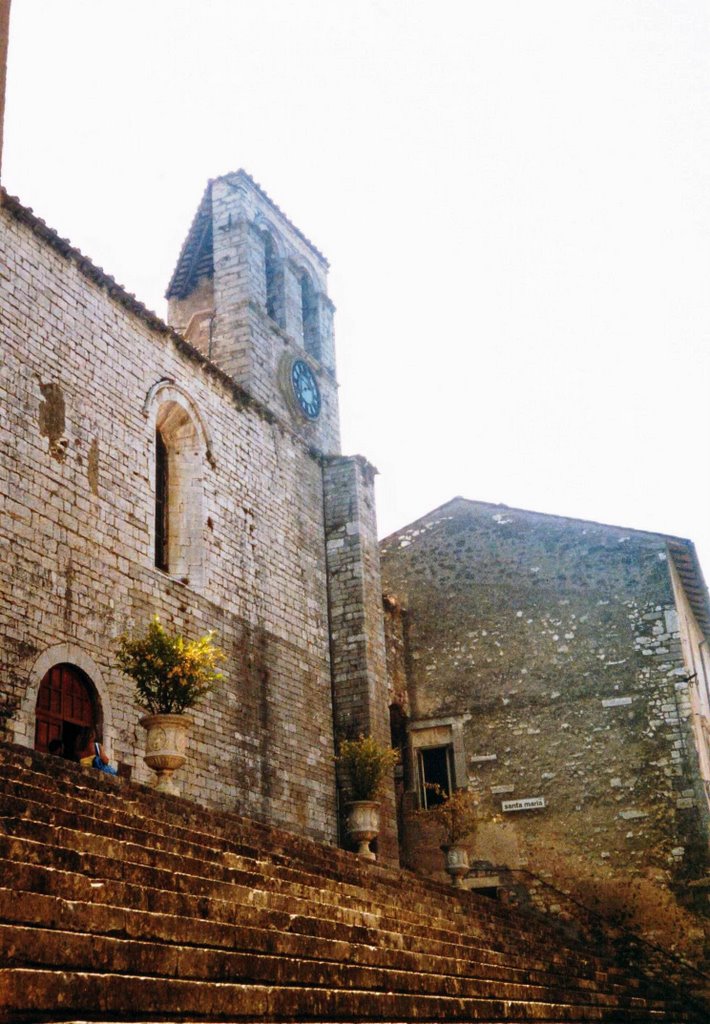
(291, 359), (321, 420)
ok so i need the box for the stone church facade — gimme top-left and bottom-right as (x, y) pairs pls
(0, 13), (708, 957)
(0, 172), (395, 861)
(380, 497), (710, 957)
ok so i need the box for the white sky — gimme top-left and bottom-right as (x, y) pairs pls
(4, 0), (710, 572)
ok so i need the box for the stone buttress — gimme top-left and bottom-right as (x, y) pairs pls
(323, 455), (398, 866)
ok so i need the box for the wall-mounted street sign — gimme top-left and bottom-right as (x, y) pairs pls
(502, 796), (546, 812)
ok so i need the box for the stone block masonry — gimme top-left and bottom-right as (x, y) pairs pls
(0, 195), (338, 844)
(169, 173), (340, 458)
(381, 497), (710, 965)
(2, 742), (706, 1022)
(323, 455), (398, 865)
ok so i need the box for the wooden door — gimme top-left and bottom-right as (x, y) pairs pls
(34, 663), (95, 753)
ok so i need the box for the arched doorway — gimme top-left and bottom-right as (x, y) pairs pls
(34, 663), (99, 758)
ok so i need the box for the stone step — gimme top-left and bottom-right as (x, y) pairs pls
(0, 798), (676, 991)
(0, 885), (633, 997)
(0, 854), (619, 993)
(0, 969), (692, 1023)
(1, 923), (671, 1010)
(0, 815), (614, 991)
(0, 824), (500, 954)
(0, 809), (376, 919)
(0, 777), (596, 963)
(0, 826), (644, 994)
(0, 750), (652, 984)
(0, 795), (472, 944)
(0, 748), (576, 944)
(0, 744), (704, 1022)
(0, 776), (487, 930)
(0, 775), (643, 980)
(0, 764), (523, 941)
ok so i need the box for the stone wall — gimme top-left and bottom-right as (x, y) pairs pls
(323, 455), (398, 865)
(0, 196), (338, 843)
(380, 497), (709, 960)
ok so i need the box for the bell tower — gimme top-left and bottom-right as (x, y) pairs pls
(167, 171), (398, 864)
(166, 169), (340, 454)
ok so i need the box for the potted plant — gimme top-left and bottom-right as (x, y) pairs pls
(425, 785), (481, 887)
(337, 734), (398, 861)
(116, 616), (224, 793)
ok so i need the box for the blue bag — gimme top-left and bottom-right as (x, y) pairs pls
(92, 742), (118, 776)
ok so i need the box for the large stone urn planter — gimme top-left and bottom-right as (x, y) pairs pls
(140, 713), (191, 794)
(346, 800), (380, 861)
(442, 842), (470, 888)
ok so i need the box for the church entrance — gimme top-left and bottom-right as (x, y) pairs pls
(34, 663), (99, 759)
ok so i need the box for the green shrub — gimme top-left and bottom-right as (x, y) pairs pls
(116, 616), (225, 714)
(337, 734), (398, 801)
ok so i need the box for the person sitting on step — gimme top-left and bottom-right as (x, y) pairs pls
(73, 726), (117, 774)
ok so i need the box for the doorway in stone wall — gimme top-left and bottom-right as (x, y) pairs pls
(34, 663), (99, 760)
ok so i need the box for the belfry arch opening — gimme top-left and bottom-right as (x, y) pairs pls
(263, 231), (284, 327)
(300, 272), (320, 360)
(34, 663), (101, 760)
(154, 400), (204, 584)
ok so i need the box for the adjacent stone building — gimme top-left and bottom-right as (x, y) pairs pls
(381, 497), (710, 957)
(0, 171), (396, 861)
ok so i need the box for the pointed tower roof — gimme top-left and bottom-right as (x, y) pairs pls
(165, 180), (214, 300)
(166, 169), (328, 300)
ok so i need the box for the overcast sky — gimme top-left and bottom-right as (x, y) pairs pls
(4, 0), (709, 572)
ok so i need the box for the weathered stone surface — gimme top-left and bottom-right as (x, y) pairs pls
(323, 455), (397, 864)
(0, 173), (373, 851)
(381, 497), (710, 965)
(0, 743), (705, 1023)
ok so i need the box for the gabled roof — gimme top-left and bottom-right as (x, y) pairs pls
(666, 538), (710, 640)
(165, 169), (328, 301)
(382, 496), (710, 641)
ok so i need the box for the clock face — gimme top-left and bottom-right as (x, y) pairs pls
(290, 359), (321, 420)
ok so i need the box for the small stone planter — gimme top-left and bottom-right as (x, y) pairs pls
(442, 842), (471, 888)
(140, 713), (191, 795)
(346, 800), (380, 861)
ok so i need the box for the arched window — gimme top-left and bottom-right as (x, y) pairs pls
(300, 272), (320, 360)
(154, 401), (204, 584)
(263, 232), (284, 327)
(155, 427), (169, 570)
(34, 663), (99, 758)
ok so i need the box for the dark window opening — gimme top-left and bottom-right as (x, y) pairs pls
(473, 886), (499, 900)
(300, 273), (320, 360)
(155, 428), (169, 571)
(418, 745), (454, 808)
(264, 233), (283, 326)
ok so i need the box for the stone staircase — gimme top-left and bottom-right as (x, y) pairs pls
(0, 741), (706, 1022)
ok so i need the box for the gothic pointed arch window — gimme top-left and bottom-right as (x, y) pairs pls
(155, 426), (169, 570)
(300, 271), (320, 360)
(154, 400), (204, 585)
